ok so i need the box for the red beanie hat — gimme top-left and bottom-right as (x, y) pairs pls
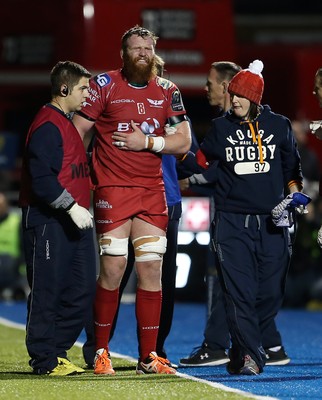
(228, 60), (264, 105)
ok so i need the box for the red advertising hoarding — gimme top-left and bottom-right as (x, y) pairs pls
(0, 0), (236, 189)
(0, 0), (236, 93)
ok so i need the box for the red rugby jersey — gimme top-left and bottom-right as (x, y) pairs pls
(81, 69), (186, 190)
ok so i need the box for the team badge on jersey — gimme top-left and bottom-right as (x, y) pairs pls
(171, 89), (184, 112)
(147, 98), (164, 108)
(94, 73), (111, 87)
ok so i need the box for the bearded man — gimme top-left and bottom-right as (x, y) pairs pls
(73, 25), (191, 376)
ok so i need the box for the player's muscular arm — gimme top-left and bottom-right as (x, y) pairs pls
(112, 120), (191, 155)
(161, 120), (191, 155)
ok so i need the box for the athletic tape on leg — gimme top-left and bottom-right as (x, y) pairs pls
(99, 235), (129, 256)
(132, 235), (167, 262)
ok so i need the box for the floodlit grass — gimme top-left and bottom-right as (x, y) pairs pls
(0, 324), (254, 400)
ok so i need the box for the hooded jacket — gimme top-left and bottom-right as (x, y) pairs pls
(199, 105), (303, 214)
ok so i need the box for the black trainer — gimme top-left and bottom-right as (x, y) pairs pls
(265, 346), (290, 365)
(227, 354), (260, 375)
(179, 345), (229, 367)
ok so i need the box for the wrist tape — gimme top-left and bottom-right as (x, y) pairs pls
(145, 136), (165, 153)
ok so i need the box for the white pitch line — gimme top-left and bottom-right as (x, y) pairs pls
(1, 317), (278, 400)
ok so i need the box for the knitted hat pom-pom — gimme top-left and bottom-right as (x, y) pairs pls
(248, 60), (264, 76)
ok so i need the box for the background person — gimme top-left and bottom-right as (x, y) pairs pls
(178, 62), (241, 367)
(308, 67), (322, 306)
(19, 61), (96, 376)
(282, 119), (321, 308)
(310, 67), (322, 140)
(0, 192), (27, 300)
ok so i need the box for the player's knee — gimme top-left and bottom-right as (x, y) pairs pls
(99, 235), (129, 257)
(132, 235), (167, 262)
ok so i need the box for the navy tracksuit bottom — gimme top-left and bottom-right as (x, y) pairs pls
(204, 275), (231, 350)
(212, 211), (291, 371)
(23, 220), (96, 374)
(204, 262), (284, 351)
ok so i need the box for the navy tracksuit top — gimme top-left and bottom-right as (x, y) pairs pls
(200, 105), (303, 214)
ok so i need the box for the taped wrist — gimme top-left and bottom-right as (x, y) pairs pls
(145, 136), (165, 153)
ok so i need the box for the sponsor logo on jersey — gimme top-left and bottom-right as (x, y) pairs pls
(147, 98), (164, 108)
(117, 119), (161, 134)
(140, 118), (160, 135)
(96, 200), (112, 209)
(117, 122), (133, 132)
(171, 89), (184, 112)
(96, 219), (113, 224)
(111, 99), (135, 104)
(94, 73), (111, 87)
(86, 87), (100, 105)
(70, 162), (90, 179)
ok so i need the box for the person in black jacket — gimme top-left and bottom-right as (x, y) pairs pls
(179, 60), (304, 375)
(19, 61), (96, 376)
(179, 61), (291, 368)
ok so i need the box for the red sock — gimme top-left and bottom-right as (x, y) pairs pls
(136, 288), (162, 361)
(94, 283), (119, 352)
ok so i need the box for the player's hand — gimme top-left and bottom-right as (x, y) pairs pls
(67, 203), (93, 229)
(112, 120), (146, 151)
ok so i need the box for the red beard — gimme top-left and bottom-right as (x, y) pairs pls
(122, 52), (156, 84)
